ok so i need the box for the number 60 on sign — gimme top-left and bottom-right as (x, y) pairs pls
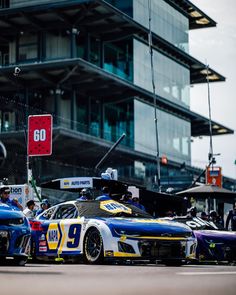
(27, 114), (53, 156)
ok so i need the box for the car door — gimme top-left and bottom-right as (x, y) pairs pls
(46, 204), (83, 256)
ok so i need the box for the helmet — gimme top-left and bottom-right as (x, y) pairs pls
(187, 206), (197, 217)
(41, 199), (49, 205)
(81, 188), (91, 197)
(41, 198), (50, 208)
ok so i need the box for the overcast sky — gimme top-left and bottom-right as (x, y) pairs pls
(189, 0), (236, 180)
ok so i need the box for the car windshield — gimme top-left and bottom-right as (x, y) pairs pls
(75, 200), (152, 218)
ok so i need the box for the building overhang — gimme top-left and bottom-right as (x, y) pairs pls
(0, 127), (158, 172)
(0, 0), (224, 84)
(165, 0), (217, 30)
(0, 58), (233, 137)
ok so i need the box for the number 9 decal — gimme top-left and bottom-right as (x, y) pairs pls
(67, 224), (81, 248)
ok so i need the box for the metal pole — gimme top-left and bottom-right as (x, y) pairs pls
(148, 0), (161, 191)
(95, 133), (126, 171)
(206, 64), (214, 167)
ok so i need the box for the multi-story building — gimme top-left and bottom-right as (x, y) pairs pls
(0, 0), (234, 191)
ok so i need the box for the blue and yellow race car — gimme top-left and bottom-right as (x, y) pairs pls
(0, 203), (31, 265)
(31, 200), (196, 265)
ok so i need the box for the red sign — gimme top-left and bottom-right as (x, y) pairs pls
(206, 166), (222, 187)
(28, 115), (53, 156)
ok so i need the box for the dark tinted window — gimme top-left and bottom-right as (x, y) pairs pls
(53, 205), (78, 220)
(75, 200), (152, 218)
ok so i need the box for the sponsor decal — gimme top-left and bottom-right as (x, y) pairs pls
(39, 234), (46, 241)
(185, 217), (218, 229)
(46, 223), (61, 250)
(100, 200), (132, 214)
(105, 250), (114, 257)
(39, 246), (47, 252)
(119, 235), (127, 242)
(60, 177), (93, 189)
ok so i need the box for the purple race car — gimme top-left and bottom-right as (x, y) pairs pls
(169, 216), (236, 263)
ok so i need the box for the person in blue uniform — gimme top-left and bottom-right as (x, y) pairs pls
(95, 187), (111, 201)
(77, 188), (92, 201)
(0, 186), (23, 210)
(120, 191), (133, 204)
(131, 195), (146, 211)
(36, 198), (50, 216)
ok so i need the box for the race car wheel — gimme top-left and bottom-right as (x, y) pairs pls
(14, 257), (28, 266)
(163, 260), (183, 267)
(84, 228), (104, 264)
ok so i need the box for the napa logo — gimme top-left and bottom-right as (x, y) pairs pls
(46, 223), (61, 250)
(100, 200), (132, 214)
(62, 179), (70, 188)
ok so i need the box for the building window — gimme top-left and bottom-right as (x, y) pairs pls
(0, 0), (10, 8)
(103, 99), (134, 147)
(89, 98), (101, 137)
(133, 0), (189, 52)
(45, 31), (70, 60)
(18, 32), (38, 62)
(134, 100), (191, 164)
(0, 44), (9, 66)
(90, 36), (100, 67)
(104, 39), (133, 81)
(134, 161), (146, 179)
(105, 0), (133, 17)
(133, 39), (190, 108)
(0, 111), (15, 132)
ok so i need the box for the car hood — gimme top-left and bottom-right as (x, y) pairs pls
(0, 204), (24, 219)
(194, 230), (236, 242)
(96, 217), (192, 237)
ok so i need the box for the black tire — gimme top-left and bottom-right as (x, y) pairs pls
(0, 257), (6, 265)
(163, 260), (183, 267)
(14, 257), (27, 266)
(84, 228), (104, 264)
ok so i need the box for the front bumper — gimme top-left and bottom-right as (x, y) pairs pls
(104, 236), (197, 261)
(0, 228), (31, 258)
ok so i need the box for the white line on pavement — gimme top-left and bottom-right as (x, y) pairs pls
(177, 272), (236, 276)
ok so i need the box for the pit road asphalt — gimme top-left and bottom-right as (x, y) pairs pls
(1, 263), (236, 295)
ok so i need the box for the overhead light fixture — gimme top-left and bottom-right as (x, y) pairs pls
(189, 10), (202, 18)
(217, 128), (227, 134)
(196, 18), (210, 25)
(213, 124), (219, 129)
(200, 69), (212, 75)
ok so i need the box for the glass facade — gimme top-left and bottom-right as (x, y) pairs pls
(134, 99), (191, 164)
(133, 0), (189, 52)
(10, 0), (65, 8)
(133, 39), (190, 108)
(46, 31), (70, 60)
(75, 96), (135, 148)
(103, 38), (133, 81)
(103, 99), (134, 147)
(1, 0), (234, 191)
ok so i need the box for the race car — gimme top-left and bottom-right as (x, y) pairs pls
(30, 200), (196, 265)
(170, 216), (236, 263)
(0, 203), (31, 265)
